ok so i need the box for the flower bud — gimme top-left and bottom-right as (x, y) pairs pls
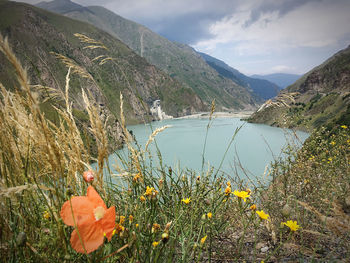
(168, 167), (172, 175)
(161, 232), (169, 243)
(16, 232), (26, 247)
(83, 170), (94, 183)
(281, 204), (291, 218)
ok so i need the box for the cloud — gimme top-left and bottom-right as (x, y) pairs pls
(194, 0), (350, 54)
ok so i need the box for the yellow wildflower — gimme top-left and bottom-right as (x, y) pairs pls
(129, 215), (134, 224)
(283, 220), (300, 231)
(250, 204), (257, 211)
(114, 224), (125, 235)
(152, 223), (160, 233)
(200, 235), (207, 245)
(119, 216), (126, 225)
(43, 210), (50, 220)
(133, 172), (142, 183)
(135, 223), (139, 228)
(224, 186), (232, 196)
(256, 210), (269, 220)
(152, 241), (159, 248)
(341, 125), (347, 129)
(207, 212), (212, 219)
(181, 198), (191, 204)
(145, 186), (154, 196)
(140, 195), (146, 202)
(233, 190), (250, 202)
(330, 141), (336, 146)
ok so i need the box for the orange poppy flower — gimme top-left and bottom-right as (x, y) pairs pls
(60, 186), (116, 254)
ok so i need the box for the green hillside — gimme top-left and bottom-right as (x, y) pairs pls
(0, 0), (203, 123)
(248, 45), (350, 131)
(37, 0), (259, 110)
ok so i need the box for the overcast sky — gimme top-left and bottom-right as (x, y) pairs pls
(17, 0), (350, 75)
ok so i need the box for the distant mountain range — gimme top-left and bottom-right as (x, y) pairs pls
(198, 52), (280, 100)
(250, 73), (301, 89)
(35, 0), (262, 109)
(248, 45), (350, 130)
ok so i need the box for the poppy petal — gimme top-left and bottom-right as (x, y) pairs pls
(70, 223), (104, 254)
(87, 186), (106, 209)
(60, 196), (94, 226)
(100, 206), (116, 241)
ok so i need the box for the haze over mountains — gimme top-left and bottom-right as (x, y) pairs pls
(35, 0), (285, 106)
(250, 73), (301, 89)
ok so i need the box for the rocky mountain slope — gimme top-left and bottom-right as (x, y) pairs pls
(251, 73), (301, 89)
(248, 45), (350, 130)
(36, 0), (260, 110)
(198, 52), (279, 100)
(0, 0), (206, 152)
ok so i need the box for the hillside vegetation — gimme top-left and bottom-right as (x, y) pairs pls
(248, 45), (350, 131)
(37, 0), (260, 110)
(0, 0), (203, 125)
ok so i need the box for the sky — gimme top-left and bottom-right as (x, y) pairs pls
(17, 0), (350, 76)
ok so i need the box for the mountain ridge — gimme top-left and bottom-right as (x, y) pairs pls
(198, 52), (280, 100)
(35, 0), (260, 110)
(248, 44), (350, 130)
(250, 73), (301, 89)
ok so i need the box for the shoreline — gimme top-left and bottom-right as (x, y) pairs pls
(175, 111), (254, 119)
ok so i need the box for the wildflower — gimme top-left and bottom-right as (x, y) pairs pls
(145, 186), (153, 196)
(152, 223), (160, 233)
(135, 223), (139, 228)
(83, 170), (94, 183)
(256, 210), (269, 220)
(60, 186), (116, 254)
(200, 235), (207, 245)
(246, 188), (252, 195)
(129, 215), (134, 224)
(133, 173), (142, 183)
(226, 181), (231, 187)
(144, 186), (158, 197)
(119, 216), (126, 225)
(181, 198), (191, 204)
(224, 186), (232, 196)
(152, 241), (159, 248)
(140, 195), (146, 202)
(207, 212), (212, 219)
(250, 204), (257, 211)
(283, 220), (300, 231)
(114, 223), (125, 235)
(233, 190), (250, 202)
(43, 210), (50, 220)
(341, 125), (347, 129)
(330, 141), (336, 146)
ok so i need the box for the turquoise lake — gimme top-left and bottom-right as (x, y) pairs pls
(107, 117), (309, 180)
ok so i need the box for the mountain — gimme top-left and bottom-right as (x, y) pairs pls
(0, 0), (207, 152)
(198, 52), (279, 100)
(35, 0), (259, 110)
(250, 73), (301, 89)
(248, 45), (350, 130)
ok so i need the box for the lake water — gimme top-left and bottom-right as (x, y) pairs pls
(107, 117), (309, 181)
